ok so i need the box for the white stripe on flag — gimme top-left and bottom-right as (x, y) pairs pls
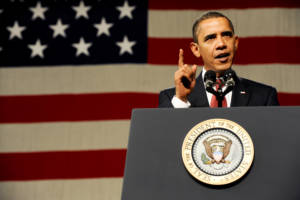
(0, 178), (123, 200)
(0, 120), (130, 152)
(0, 64), (173, 95)
(149, 8), (300, 38)
(0, 64), (299, 95)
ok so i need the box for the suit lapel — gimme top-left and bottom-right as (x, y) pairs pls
(231, 77), (250, 107)
(186, 72), (250, 107)
(188, 72), (210, 107)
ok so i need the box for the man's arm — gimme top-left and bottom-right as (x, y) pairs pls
(158, 90), (174, 108)
(158, 49), (197, 108)
(158, 89), (191, 108)
(266, 87), (280, 106)
(175, 49), (197, 102)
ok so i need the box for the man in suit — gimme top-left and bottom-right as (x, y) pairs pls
(159, 12), (279, 108)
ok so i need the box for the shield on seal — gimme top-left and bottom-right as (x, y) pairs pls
(212, 147), (223, 162)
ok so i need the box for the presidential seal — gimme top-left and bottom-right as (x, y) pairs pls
(182, 119), (254, 185)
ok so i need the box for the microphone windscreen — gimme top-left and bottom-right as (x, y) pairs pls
(204, 70), (216, 83)
(223, 69), (236, 82)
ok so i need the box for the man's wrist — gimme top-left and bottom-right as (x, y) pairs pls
(172, 96), (191, 108)
(175, 94), (188, 103)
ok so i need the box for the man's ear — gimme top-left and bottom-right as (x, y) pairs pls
(190, 42), (201, 58)
(234, 35), (239, 51)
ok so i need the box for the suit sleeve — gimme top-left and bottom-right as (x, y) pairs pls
(158, 90), (174, 108)
(266, 87), (280, 106)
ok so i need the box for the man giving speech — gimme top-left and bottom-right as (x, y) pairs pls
(158, 12), (279, 108)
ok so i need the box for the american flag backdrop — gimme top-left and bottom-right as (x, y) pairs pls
(0, 0), (299, 199)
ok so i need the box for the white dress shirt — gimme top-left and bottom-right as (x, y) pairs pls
(171, 68), (232, 108)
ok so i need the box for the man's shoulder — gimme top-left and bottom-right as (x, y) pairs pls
(159, 87), (176, 96)
(239, 77), (276, 91)
(238, 77), (279, 106)
(158, 87), (176, 107)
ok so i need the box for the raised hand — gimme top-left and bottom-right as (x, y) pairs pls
(174, 49), (197, 102)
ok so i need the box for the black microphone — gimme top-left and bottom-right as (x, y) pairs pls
(223, 69), (236, 87)
(222, 69), (236, 95)
(204, 70), (216, 93)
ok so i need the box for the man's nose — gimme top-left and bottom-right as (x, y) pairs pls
(216, 37), (227, 50)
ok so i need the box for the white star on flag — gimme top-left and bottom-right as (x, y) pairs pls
(49, 19), (69, 38)
(7, 21), (26, 40)
(116, 35), (136, 55)
(28, 39), (47, 58)
(94, 18), (114, 37)
(72, 1), (91, 19)
(72, 37), (92, 56)
(29, 1), (48, 20)
(116, 0), (136, 19)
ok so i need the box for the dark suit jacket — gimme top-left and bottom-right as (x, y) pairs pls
(159, 73), (279, 108)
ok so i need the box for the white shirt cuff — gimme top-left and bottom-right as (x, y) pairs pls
(171, 96), (191, 108)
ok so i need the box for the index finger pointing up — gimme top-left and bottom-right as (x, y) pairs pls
(178, 49), (184, 68)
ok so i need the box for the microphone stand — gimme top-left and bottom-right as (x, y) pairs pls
(205, 69), (236, 107)
(206, 81), (234, 108)
(217, 84), (234, 107)
(205, 86), (223, 107)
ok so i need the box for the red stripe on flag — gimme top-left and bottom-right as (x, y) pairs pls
(149, 0), (300, 10)
(0, 93), (158, 123)
(148, 37), (300, 65)
(148, 38), (201, 65)
(0, 149), (126, 181)
(236, 37), (300, 64)
(0, 92), (298, 124)
(278, 92), (300, 106)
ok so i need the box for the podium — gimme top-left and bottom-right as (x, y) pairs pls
(122, 107), (300, 200)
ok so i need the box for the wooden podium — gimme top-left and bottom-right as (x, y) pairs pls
(122, 107), (300, 200)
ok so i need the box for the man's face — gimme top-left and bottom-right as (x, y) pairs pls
(193, 17), (238, 75)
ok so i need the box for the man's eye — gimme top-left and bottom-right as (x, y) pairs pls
(222, 31), (233, 37)
(204, 35), (216, 41)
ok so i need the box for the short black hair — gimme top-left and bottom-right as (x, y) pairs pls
(192, 12), (235, 43)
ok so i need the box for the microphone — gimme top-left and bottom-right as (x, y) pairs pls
(203, 69), (236, 107)
(204, 70), (216, 93)
(222, 69), (236, 95)
(223, 69), (236, 87)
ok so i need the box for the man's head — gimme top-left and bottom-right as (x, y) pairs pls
(190, 12), (238, 76)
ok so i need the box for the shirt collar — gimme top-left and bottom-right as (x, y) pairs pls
(201, 67), (207, 81)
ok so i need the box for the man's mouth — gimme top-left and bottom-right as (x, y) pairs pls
(215, 53), (230, 63)
(215, 53), (230, 59)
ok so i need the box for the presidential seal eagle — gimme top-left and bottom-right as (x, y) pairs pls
(203, 136), (232, 164)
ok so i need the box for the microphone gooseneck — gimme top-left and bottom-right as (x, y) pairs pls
(204, 70), (217, 93)
(222, 69), (236, 96)
(204, 69), (237, 107)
